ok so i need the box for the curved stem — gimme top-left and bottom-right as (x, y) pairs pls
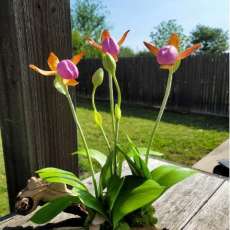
(145, 71), (174, 164)
(108, 73), (115, 135)
(112, 72), (122, 175)
(112, 73), (121, 107)
(92, 87), (111, 153)
(65, 88), (98, 198)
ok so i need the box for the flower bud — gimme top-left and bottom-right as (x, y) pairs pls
(115, 104), (121, 120)
(156, 45), (178, 65)
(94, 111), (102, 127)
(102, 53), (116, 74)
(92, 68), (104, 88)
(57, 59), (79, 79)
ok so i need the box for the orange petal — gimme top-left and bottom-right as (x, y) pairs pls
(177, 43), (201, 60)
(118, 30), (130, 47)
(160, 64), (173, 70)
(47, 52), (59, 71)
(29, 64), (56, 76)
(168, 33), (180, 49)
(71, 52), (85, 65)
(101, 30), (110, 42)
(86, 37), (102, 51)
(63, 79), (79, 86)
(143, 42), (159, 56)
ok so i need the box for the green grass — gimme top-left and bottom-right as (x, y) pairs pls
(0, 131), (9, 217)
(0, 99), (228, 216)
(77, 99), (228, 177)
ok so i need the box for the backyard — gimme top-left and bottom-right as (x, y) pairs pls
(0, 99), (228, 216)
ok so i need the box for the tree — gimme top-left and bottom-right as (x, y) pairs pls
(150, 19), (190, 50)
(72, 31), (101, 58)
(72, 0), (108, 40)
(71, 0), (108, 58)
(190, 25), (229, 54)
(119, 47), (135, 57)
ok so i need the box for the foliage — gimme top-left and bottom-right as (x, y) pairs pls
(72, 0), (108, 40)
(72, 30), (101, 58)
(27, 32), (204, 228)
(190, 25), (229, 54)
(119, 46), (135, 57)
(150, 19), (190, 50)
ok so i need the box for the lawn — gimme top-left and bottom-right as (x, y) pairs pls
(0, 99), (228, 216)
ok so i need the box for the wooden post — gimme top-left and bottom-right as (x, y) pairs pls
(0, 0), (77, 211)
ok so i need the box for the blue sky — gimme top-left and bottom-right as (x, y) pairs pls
(71, 0), (229, 51)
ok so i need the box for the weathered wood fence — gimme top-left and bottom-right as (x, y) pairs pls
(0, 0), (77, 211)
(77, 54), (229, 117)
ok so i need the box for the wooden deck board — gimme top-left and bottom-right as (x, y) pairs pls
(0, 159), (228, 230)
(183, 180), (229, 230)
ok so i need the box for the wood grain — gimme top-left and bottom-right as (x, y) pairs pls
(0, 159), (228, 230)
(183, 180), (229, 230)
(77, 54), (229, 117)
(0, 0), (77, 211)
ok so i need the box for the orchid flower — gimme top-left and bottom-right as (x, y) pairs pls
(29, 52), (84, 86)
(144, 33), (201, 70)
(86, 30), (130, 61)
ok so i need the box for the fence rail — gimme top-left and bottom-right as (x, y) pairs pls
(77, 54), (229, 117)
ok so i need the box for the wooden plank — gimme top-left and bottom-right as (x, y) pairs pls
(0, 159), (227, 229)
(183, 180), (229, 230)
(154, 173), (224, 230)
(193, 139), (229, 173)
(0, 0), (77, 210)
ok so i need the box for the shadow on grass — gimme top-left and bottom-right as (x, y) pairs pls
(76, 97), (228, 132)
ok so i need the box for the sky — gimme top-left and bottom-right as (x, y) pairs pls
(71, 0), (229, 51)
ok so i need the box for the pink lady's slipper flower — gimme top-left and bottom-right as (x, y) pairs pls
(144, 33), (201, 70)
(86, 30), (130, 61)
(29, 52), (84, 86)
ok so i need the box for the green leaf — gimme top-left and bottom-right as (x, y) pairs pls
(99, 152), (113, 190)
(106, 175), (124, 211)
(37, 167), (87, 191)
(73, 148), (106, 167)
(115, 222), (130, 230)
(117, 145), (150, 178)
(75, 189), (107, 218)
(112, 176), (165, 227)
(137, 148), (164, 157)
(31, 196), (79, 224)
(151, 165), (196, 189)
(53, 75), (66, 95)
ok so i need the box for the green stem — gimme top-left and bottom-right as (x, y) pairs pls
(65, 88), (98, 198)
(108, 73), (115, 135)
(112, 72), (122, 175)
(145, 71), (174, 164)
(92, 87), (111, 153)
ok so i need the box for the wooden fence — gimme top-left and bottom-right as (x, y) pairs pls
(77, 54), (229, 117)
(0, 0), (77, 211)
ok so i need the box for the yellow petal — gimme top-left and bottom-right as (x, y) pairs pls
(168, 33), (180, 49)
(118, 30), (130, 47)
(101, 30), (110, 42)
(143, 42), (159, 56)
(47, 52), (59, 71)
(71, 52), (85, 65)
(160, 64), (173, 70)
(29, 64), (56, 76)
(63, 79), (79, 86)
(86, 37), (102, 51)
(177, 43), (201, 60)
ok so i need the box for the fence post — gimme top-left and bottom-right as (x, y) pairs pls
(0, 0), (77, 211)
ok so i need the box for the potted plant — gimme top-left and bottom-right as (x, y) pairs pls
(17, 31), (201, 229)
